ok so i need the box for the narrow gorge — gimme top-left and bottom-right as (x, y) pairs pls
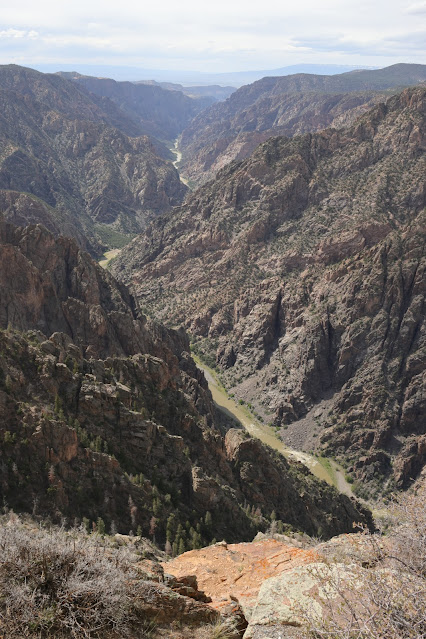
(0, 61), (424, 639)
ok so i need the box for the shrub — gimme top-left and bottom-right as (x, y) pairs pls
(300, 487), (426, 639)
(0, 517), (139, 637)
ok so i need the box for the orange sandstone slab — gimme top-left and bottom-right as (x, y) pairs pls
(161, 539), (318, 613)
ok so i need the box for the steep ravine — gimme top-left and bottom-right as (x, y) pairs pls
(0, 218), (371, 544)
(111, 88), (426, 496)
(195, 357), (353, 496)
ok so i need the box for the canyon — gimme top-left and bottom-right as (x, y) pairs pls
(0, 61), (424, 638)
(0, 218), (370, 543)
(0, 65), (197, 255)
(112, 87), (425, 497)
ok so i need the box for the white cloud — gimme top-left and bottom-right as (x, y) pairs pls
(405, 2), (426, 14)
(0, 28), (38, 39)
(0, 0), (424, 71)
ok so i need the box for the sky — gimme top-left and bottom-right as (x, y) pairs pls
(0, 0), (425, 74)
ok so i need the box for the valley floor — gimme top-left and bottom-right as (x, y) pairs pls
(99, 248), (122, 268)
(195, 357), (353, 496)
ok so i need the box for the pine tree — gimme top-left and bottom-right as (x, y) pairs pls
(153, 498), (161, 516)
(190, 529), (202, 550)
(166, 513), (176, 542)
(176, 523), (185, 540)
(204, 511), (212, 530)
(54, 394), (62, 415)
(96, 517), (106, 536)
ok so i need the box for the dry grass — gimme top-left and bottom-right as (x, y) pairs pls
(0, 516), (139, 638)
(196, 620), (238, 639)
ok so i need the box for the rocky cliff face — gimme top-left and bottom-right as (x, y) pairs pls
(136, 80), (235, 104)
(0, 218), (369, 543)
(112, 88), (426, 496)
(179, 63), (426, 186)
(0, 65), (188, 255)
(66, 73), (208, 142)
(179, 91), (387, 186)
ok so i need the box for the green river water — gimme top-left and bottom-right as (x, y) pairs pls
(195, 357), (353, 496)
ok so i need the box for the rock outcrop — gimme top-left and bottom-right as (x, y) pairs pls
(162, 537), (318, 614)
(162, 485), (425, 639)
(112, 88), (426, 495)
(163, 534), (375, 636)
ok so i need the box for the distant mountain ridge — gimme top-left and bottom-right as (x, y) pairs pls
(32, 63), (374, 86)
(179, 63), (426, 186)
(198, 64), (378, 87)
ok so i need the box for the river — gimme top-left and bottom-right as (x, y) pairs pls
(195, 357), (353, 496)
(99, 248), (121, 269)
(173, 139), (183, 166)
(172, 138), (190, 187)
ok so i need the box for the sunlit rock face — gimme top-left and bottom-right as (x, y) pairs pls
(112, 88), (426, 494)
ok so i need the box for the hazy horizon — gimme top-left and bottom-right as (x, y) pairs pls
(21, 62), (382, 86)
